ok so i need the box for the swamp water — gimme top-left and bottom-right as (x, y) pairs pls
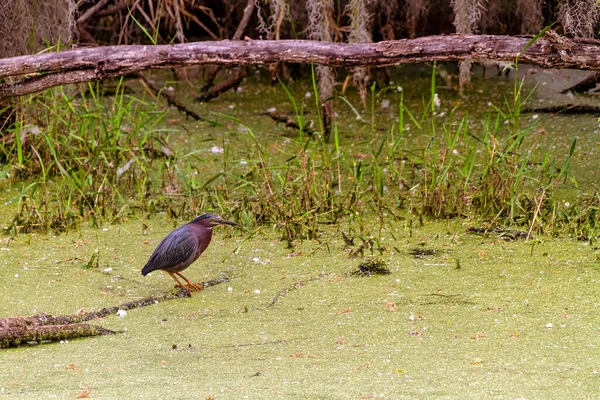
(2, 220), (600, 398)
(2, 65), (600, 398)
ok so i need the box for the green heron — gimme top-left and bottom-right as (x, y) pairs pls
(141, 214), (238, 291)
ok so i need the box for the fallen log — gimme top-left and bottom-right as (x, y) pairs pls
(2, 33), (600, 99)
(0, 274), (229, 348)
(0, 323), (115, 348)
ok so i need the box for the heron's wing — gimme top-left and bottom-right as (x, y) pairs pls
(142, 226), (198, 273)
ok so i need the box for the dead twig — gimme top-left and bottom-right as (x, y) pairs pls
(262, 109), (316, 136)
(77, 0), (111, 25)
(196, 68), (246, 102)
(233, 0), (255, 41)
(137, 72), (203, 121)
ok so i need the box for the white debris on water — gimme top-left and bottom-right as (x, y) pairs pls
(252, 257), (271, 265)
(433, 93), (441, 108)
(116, 159), (134, 182)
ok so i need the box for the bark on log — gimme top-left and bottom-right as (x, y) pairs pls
(0, 323), (115, 348)
(1, 34), (600, 99)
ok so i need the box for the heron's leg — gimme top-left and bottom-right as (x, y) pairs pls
(167, 272), (186, 288)
(175, 272), (204, 291)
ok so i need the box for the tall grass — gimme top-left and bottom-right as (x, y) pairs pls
(2, 80), (176, 233)
(0, 67), (592, 245)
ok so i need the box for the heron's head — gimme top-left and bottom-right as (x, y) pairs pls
(190, 214), (239, 228)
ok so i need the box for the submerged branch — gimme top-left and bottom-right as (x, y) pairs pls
(2, 33), (600, 98)
(195, 68), (246, 102)
(561, 72), (600, 94)
(261, 109), (316, 136)
(137, 72), (204, 120)
(523, 104), (600, 114)
(270, 273), (330, 307)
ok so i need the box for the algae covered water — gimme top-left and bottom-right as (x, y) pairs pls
(2, 217), (600, 398)
(3, 64), (600, 398)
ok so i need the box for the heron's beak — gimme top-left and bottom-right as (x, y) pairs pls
(217, 218), (239, 226)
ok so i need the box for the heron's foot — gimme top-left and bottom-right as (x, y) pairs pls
(186, 282), (204, 292)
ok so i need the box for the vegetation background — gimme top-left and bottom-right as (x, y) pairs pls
(3, 2), (600, 398)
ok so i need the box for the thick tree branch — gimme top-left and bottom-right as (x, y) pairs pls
(2, 34), (600, 99)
